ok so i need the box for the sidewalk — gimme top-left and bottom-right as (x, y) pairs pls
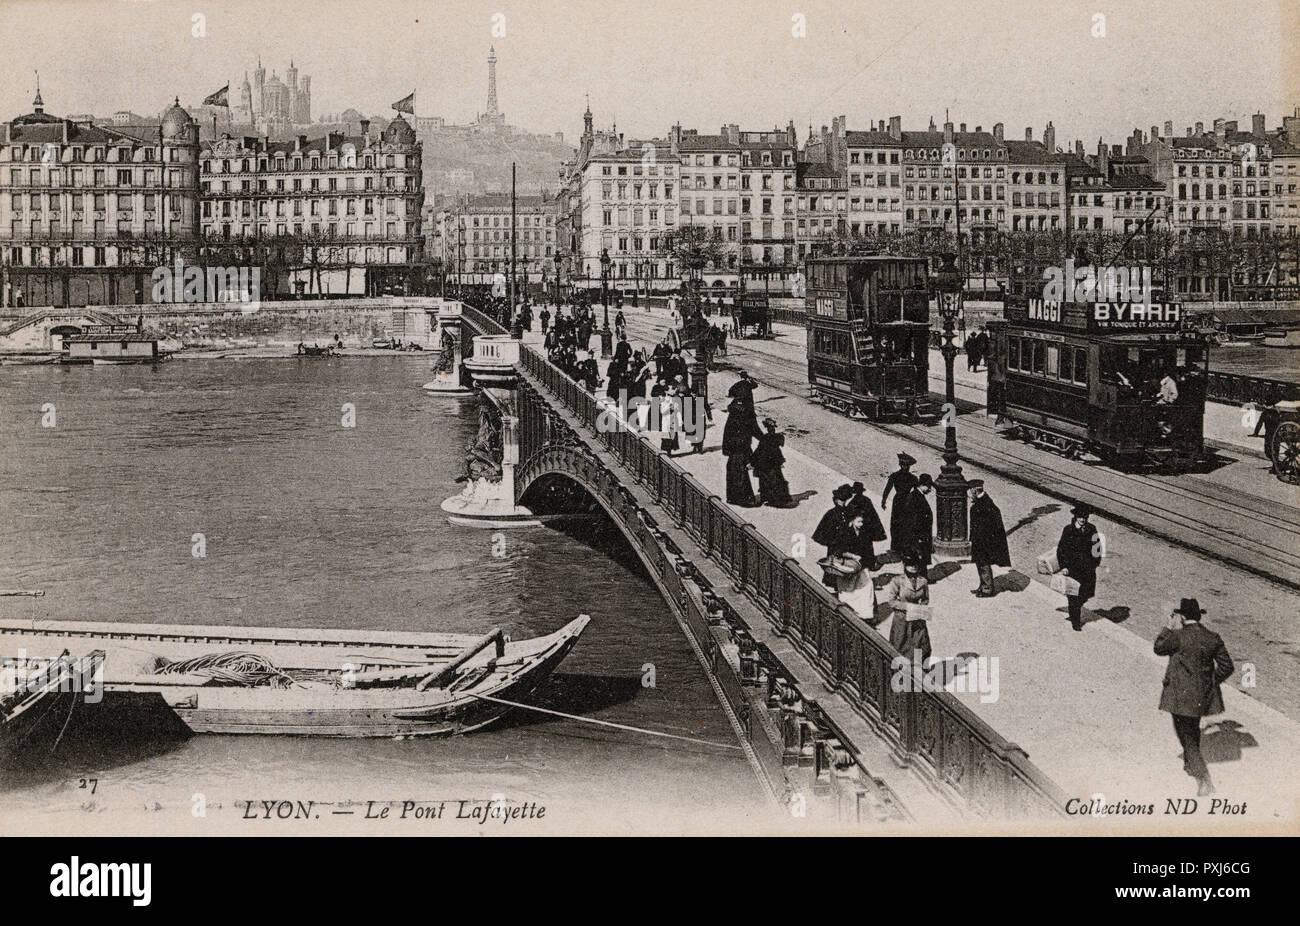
(672, 394), (1297, 822)
(574, 310), (1299, 825)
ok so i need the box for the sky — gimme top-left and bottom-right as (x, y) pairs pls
(0, 0), (1295, 147)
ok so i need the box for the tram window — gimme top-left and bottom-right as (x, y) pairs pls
(1073, 348), (1088, 384)
(1059, 346), (1073, 381)
(1008, 337), (1020, 371)
(1046, 345), (1059, 377)
(1031, 341), (1045, 375)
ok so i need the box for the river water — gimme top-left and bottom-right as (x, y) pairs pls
(0, 356), (764, 835)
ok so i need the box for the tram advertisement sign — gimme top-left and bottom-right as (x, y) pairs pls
(1090, 301), (1181, 330)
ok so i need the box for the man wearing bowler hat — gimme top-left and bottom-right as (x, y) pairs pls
(1055, 503), (1101, 631)
(1154, 599), (1234, 796)
(968, 479), (1010, 597)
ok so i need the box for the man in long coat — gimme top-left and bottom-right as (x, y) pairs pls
(893, 474), (934, 568)
(1154, 598), (1234, 795)
(1056, 503), (1101, 631)
(968, 479), (1010, 597)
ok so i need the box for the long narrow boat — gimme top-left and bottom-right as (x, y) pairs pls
(1, 650), (105, 757)
(0, 617), (588, 738)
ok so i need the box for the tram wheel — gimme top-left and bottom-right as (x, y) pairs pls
(1273, 422), (1300, 484)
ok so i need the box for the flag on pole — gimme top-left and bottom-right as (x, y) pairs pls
(391, 92), (415, 114)
(203, 84), (230, 107)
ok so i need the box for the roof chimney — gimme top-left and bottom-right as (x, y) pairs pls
(993, 122), (1004, 141)
(1025, 127), (1033, 142)
(888, 115), (901, 140)
(1044, 121), (1056, 153)
(1097, 138), (1109, 177)
(1164, 120), (1173, 138)
(1151, 124), (1159, 141)
(959, 122), (966, 133)
(296, 134), (306, 150)
(360, 118), (370, 138)
(1195, 121), (1204, 135)
(1252, 113), (1266, 136)
(1186, 126), (1193, 137)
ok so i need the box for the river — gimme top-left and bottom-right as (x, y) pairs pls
(0, 356), (764, 835)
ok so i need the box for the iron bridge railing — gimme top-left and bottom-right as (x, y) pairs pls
(515, 342), (1066, 819)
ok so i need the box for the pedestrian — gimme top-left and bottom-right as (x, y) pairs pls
(577, 350), (600, 393)
(882, 452), (919, 556)
(1252, 403), (1281, 472)
(812, 484), (853, 588)
(898, 473), (935, 569)
(965, 332), (978, 372)
(614, 332), (632, 367)
(1055, 503), (1101, 632)
(659, 383), (682, 455)
(679, 380), (708, 454)
(728, 369), (758, 404)
(539, 306), (550, 336)
(846, 481), (888, 547)
(1154, 598), (1234, 796)
(752, 417), (796, 507)
(825, 511), (877, 615)
(722, 393), (763, 507)
(883, 555), (932, 664)
(968, 479), (1010, 597)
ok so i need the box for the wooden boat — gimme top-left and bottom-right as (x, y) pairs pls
(0, 617), (589, 738)
(1, 650), (105, 757)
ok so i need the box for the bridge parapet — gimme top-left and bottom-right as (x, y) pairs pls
(516, 343), (1067, 821)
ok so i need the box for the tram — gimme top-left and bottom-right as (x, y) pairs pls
(986, 297), (1210, 470)
(804, 256), (933, 420)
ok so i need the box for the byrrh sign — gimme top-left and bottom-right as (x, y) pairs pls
(1027, 297), (1181, 330)
(1090, 300), (1181, 329)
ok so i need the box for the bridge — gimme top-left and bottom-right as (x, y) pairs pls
(447, 302), (1069, 826)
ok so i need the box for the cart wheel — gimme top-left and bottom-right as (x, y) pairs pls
(1273, 422), (1300, 483)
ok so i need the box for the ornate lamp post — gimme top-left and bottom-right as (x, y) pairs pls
(933, 252), (969, 558)
(599, 248), (613, 358)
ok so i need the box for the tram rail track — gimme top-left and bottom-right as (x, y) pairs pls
(622, 314), (1300, 589)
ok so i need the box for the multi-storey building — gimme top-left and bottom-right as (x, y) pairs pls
(805, 115), (905, 237)
(579, 146), (677, 291)
(435, 191), (556, 286)
(794, 161), (847, 259)
(1005, 126), (1067, 234)
(198, 115), (423, 296)
(901, 121), (1008, 244)
(0, 92), (201, 307)
(738, 124), (798, 293)
(670, 124), (742, 285)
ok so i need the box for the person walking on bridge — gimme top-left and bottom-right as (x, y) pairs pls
(1154, 598), (1234, 796)
(812, 485), (853, 588)
(722, 391), (763, 507)
(1056, 503), (1101, 632)
(882, 453), (919, 558)
(968, 480), (1010, 598)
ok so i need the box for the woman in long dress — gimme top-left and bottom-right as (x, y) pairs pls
(659, 385), (682, 455)
(829, 512), (878, 617)
(883, 556), (932, 665)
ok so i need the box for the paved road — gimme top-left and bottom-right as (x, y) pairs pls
(604, 305), (1300, 723)
(621, 311), (1300, 591)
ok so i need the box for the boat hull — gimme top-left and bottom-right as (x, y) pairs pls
(0, 617), (588, 739)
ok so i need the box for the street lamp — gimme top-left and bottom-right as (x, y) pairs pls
(632, 259), (640, 309)
(599, 248), (612, 358)
(933, 252), (970, 558)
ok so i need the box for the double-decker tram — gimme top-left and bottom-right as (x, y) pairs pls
(986, 296), (1210, 470)
(805, 256), (933, 421)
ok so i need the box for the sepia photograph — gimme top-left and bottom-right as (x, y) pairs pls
(0, 0), (1296, 889)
